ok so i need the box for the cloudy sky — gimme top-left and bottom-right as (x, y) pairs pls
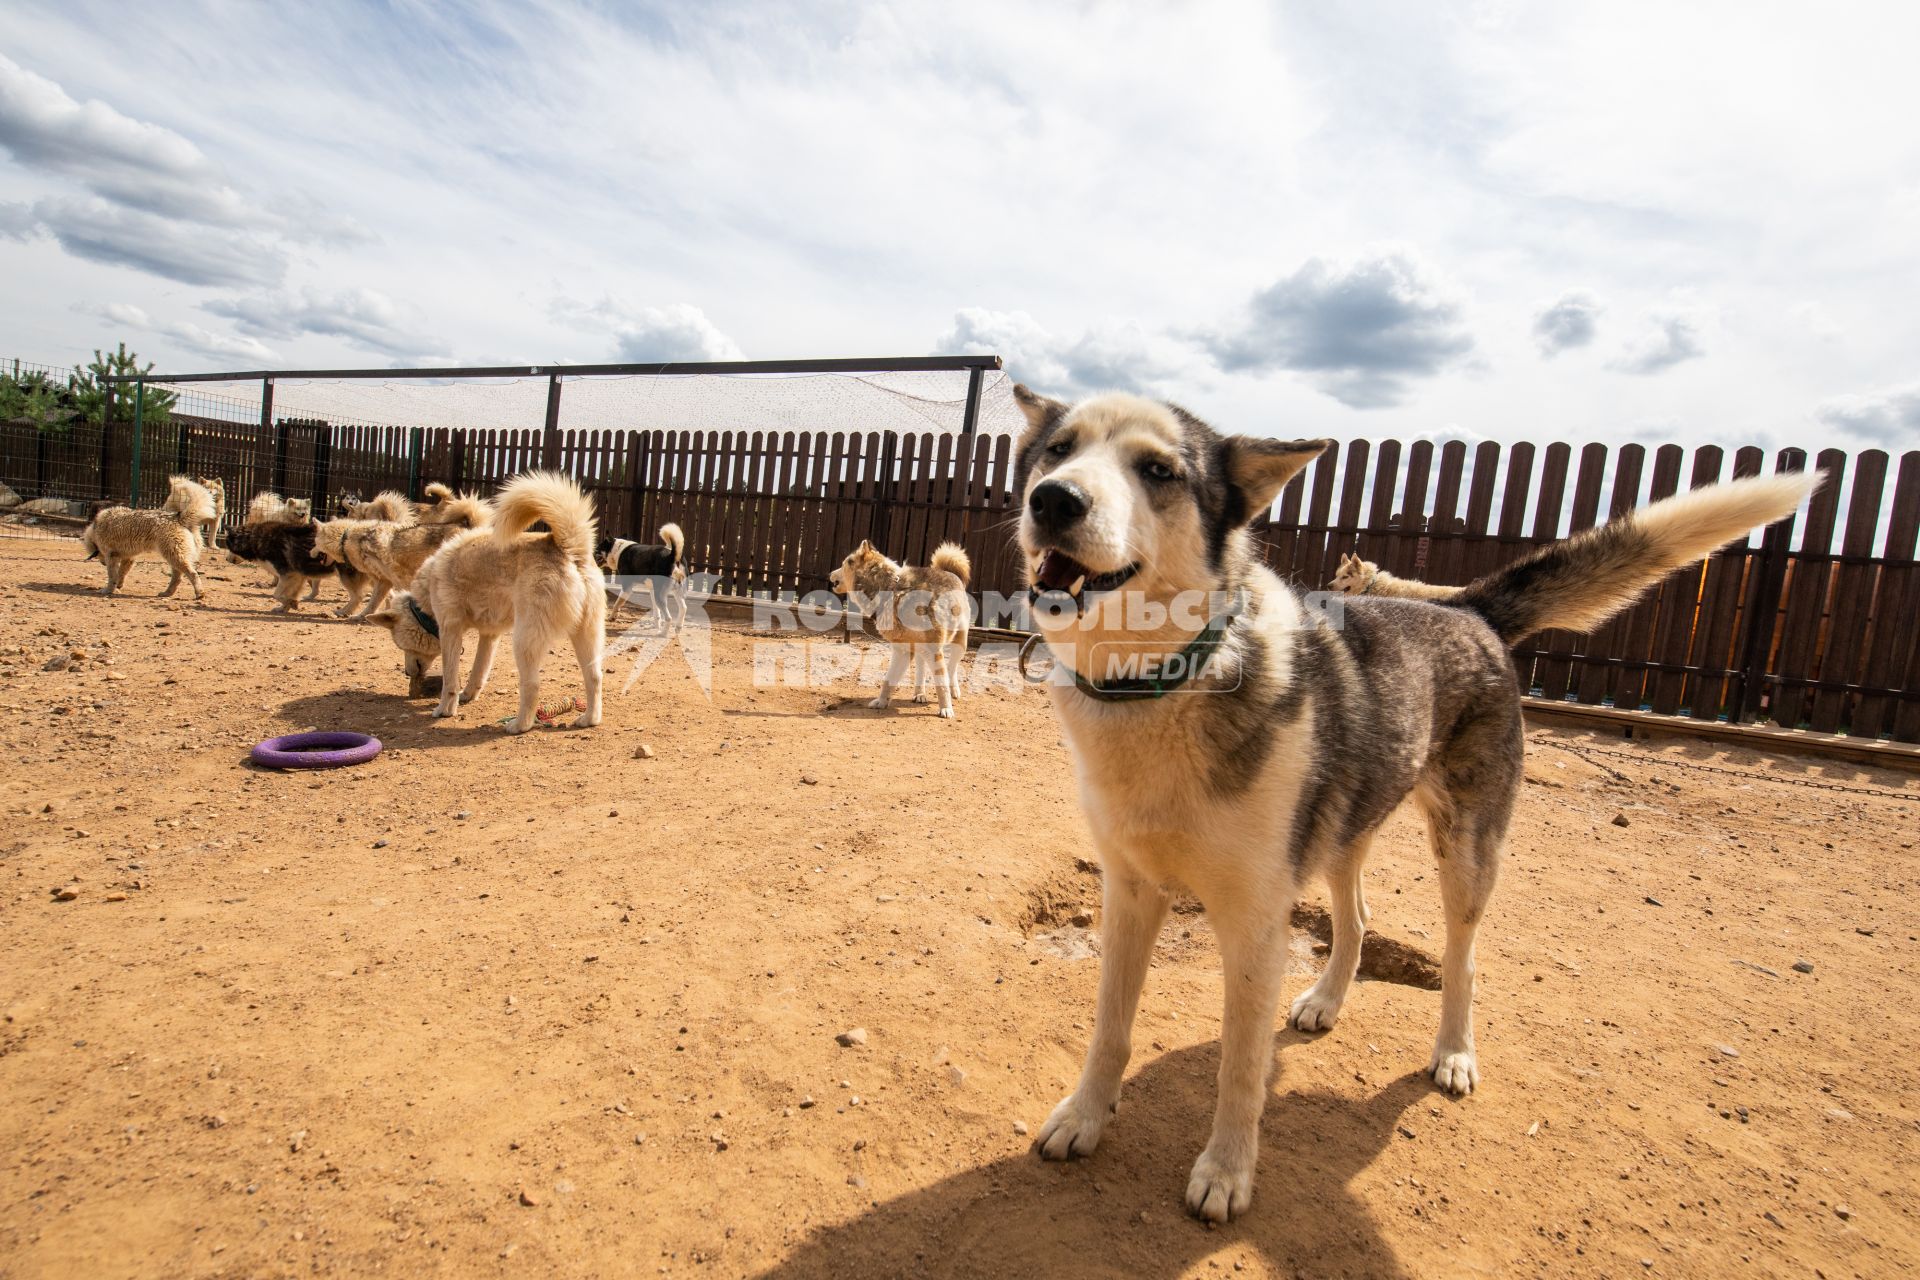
(2, 0), (1916, 452)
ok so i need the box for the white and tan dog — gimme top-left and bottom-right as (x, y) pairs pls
(828, 539), (972, 718)
(1008, 384), (1817, 1222)
(368, 472), (605, 733)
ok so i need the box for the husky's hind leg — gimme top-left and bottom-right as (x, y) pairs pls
(1415, 746), (1518, 1096)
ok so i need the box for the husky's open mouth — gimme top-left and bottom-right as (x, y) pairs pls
(1030, 549), (1139, 599)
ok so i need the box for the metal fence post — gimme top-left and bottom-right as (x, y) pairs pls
(129, 378), (145, 505)
(959, 365), (984, 438)
(542, 374), (562, 470)
(260, 377), (278, 492)
(407, 427), (424, 498)
(98, 383), (114, 501)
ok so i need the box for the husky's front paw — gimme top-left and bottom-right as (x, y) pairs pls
(1288, 983), (1346, 1032)
(433, 700), (458, 719)
(937, 705), (957, 719)
(1429, 1047), (1479, 1095)
(1185, 1141), (1256, 1223)
(865, 696), (889, 710)
(570, 710), (601, 729)
(1036, 1092), (1111, 1161)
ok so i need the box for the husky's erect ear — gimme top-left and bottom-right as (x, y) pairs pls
(858, 538), (872, 553)
(1013, 383), (1068, 431)
(1012, 384), (1072, 491)
(1222, 436), (1333, 525)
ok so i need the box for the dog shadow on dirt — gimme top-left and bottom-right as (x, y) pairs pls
(18, 579), (127, 598)
(269, 686), (564, 752)
(756, 1049), (1431, 1280)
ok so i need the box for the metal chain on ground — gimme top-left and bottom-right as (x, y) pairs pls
(1540, 740), (1920, 802)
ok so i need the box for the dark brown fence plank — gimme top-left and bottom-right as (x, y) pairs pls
(1536, 443), (1606, 701)
(1574, 444), (1647, 707)
(1358, 440), (1402, 569)
(1263, 464), (1307, 580)
(1810, 451), (1889, 734)
(1426, 441), (1467, 585)
(1319, 439), (1370, 589)
(1387, 440), (1434, 579)
(1454, 440), (1501, 587)
(1649, 446), (1717, 715)
(1770, 449), (1848, 729)
(1685, 447), (1758, 720)
(1855, 451), (1920, 739)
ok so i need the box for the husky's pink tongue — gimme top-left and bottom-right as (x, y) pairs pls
(1034, 550), (1086, 592)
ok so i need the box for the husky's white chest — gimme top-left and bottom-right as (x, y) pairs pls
(1053, 690), (1312, 894)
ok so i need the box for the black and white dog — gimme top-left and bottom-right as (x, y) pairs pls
(596, 522), (688, 635)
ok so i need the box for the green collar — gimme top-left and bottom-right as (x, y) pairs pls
(407, 597), (439, 638)
(1020, 591), (1247, 702)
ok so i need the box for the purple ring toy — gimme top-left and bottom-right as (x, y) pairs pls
(250, 731), (383, 770)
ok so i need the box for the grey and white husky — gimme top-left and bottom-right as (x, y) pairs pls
(1009, 385), (1817, 1223)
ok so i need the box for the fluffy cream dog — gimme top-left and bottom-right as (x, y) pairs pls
(244, 492), (311, 525)
(828, 539), (972, 718)
(162, 475), (226, 547)
(1007, 384), (1817, 1222)
(82, 491), (211, 600)
(368, 471), (605, 733)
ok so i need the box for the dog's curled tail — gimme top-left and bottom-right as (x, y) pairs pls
(165, 475), (217, 527)
(422, 481), (453, 503)
(494, 470), (597, 565)
(1462, 470), (1820, 645)
(930, 542), (971, 585)
(657, 522), (685, 565)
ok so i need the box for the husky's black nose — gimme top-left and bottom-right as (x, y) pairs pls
(1028, 478), (1089, 531)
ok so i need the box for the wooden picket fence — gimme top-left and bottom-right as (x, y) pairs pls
(3, 411), (1917, 742)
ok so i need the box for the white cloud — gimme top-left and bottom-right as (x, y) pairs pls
(203, 288), (445, 359)
(934, 308), (1171, 398)
(551, 297), (744, 363)
(1816, 382), (1920, 447)
(79, 300), (277, 363)
(1532, 290), (1602, 357)
(0, 50), (351, 289)
(31, 196), (286, 287)
(1198, 248), (1476, 409)
(1609, 305), (1707, 376)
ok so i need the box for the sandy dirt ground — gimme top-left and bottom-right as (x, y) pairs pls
(1, 532), (1917, 1279)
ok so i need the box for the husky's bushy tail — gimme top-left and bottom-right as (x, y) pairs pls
(930, 542), (971, 584)
(356, 490), (417, 525)
(657, 522), (685, 565)
(1462, 471), (1819, 645)
(164, 475), (217, 527)
(494, 471), (597, 565)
